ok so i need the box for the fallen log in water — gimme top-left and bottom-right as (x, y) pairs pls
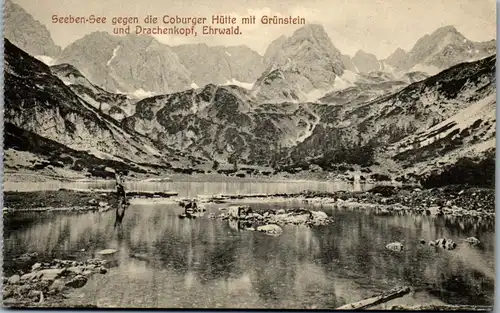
(390, 304), (493, 311)
(335, 286), (411, 310)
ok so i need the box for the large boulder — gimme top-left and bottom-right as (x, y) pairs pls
(227, 206), (252, 219)
(21, 268), (65, 282)
(97, 249), (118, 256)
(256, 224), (283, 236)
(309, 211), (330, 225)
(7, 275), (20, 285)
(386, 242), (404, 252)
(465, 237), (480, 246)
(428, 238), (457, 250)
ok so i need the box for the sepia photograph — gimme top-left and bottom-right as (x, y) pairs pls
(2, 0), (496, 309)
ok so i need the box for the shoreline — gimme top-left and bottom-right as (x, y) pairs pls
(3, 185), (495, 219)
(3, 171), (414, 189)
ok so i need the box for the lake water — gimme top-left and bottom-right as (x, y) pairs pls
(4, 179), (374, 197)
(3, 199), (495, 309)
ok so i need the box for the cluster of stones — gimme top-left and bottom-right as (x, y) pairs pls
(3, 255), (109, 307)
(209, 206), (333, 236)
(385, 236), (481, 252)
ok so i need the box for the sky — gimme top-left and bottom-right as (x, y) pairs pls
(12, 0), (496, 59)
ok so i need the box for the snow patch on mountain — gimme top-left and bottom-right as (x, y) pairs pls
(223, 79), (254, 90)
(107, 45), (121, 66)
(143, 144), (161, 156)
(35, 55), (56, 66)
(410, 63), (441, 75)
(131, 89), (156, 99)
(333, 70), (359, 90)
(305, 88), (329, 102)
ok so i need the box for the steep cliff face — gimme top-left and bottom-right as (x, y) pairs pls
(50, 63), (135, 120)
(408, 26), (495, 71)
(57, 33), (193, 95)
(253, 24), (345, 103)
(384, 48), (410, 70)
(382, 26), (496, 74)
(4, 0), (61, 58)
(4, 123), (155, 178)
(352, 50), (382, 73)
(172, 44), (264, 87)
(4, 39), (166, 167)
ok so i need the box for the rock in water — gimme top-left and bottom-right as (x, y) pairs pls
(65, 275), (87, 288)
(227, 206), (240, 219)
(465, 237), (480, 246)
(97, 249), (118, 255)
(307, 210), (331, 226)
(386, 242), (404, 252)
(429, 238), (457, 250)
(226, 205), (252, 219)
(256, 224), (283, 236)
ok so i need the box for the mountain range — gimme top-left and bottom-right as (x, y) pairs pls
(5, 0), (496, 101)
(3, 0), (496, 186)
(4, 38), (195, 178)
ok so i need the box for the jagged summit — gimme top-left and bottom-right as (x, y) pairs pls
(384, 48), (409, 69)
(352, 50), (381, 73)
(254, 24), (344, 103)
(4, 0), (61, 57)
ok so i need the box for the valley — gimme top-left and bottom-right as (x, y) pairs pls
(2, 0), (496, 309)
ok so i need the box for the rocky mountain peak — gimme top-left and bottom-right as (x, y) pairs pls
(254, 24), (345, 102)
(387, 48), (407, 59)
(413, 25), (467, 50)
(4, 0), (61, 57)
(352, 50), (381, 73)
(291, 23), (328, 38)
(408, 25), (494, 73)
(58, 32), (192, 95)
(263, 35), (289, 65)
(384, 48), (409, 69)
(433, 25), (460, 36)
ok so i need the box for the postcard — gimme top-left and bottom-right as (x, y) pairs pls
(2, 0), (496, 309)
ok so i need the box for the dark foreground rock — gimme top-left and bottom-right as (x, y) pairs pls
(3, 257), (108, 308)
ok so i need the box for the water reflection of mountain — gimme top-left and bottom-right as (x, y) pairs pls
(3, 203), (495, 307)
(309, 210), (495, 305)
